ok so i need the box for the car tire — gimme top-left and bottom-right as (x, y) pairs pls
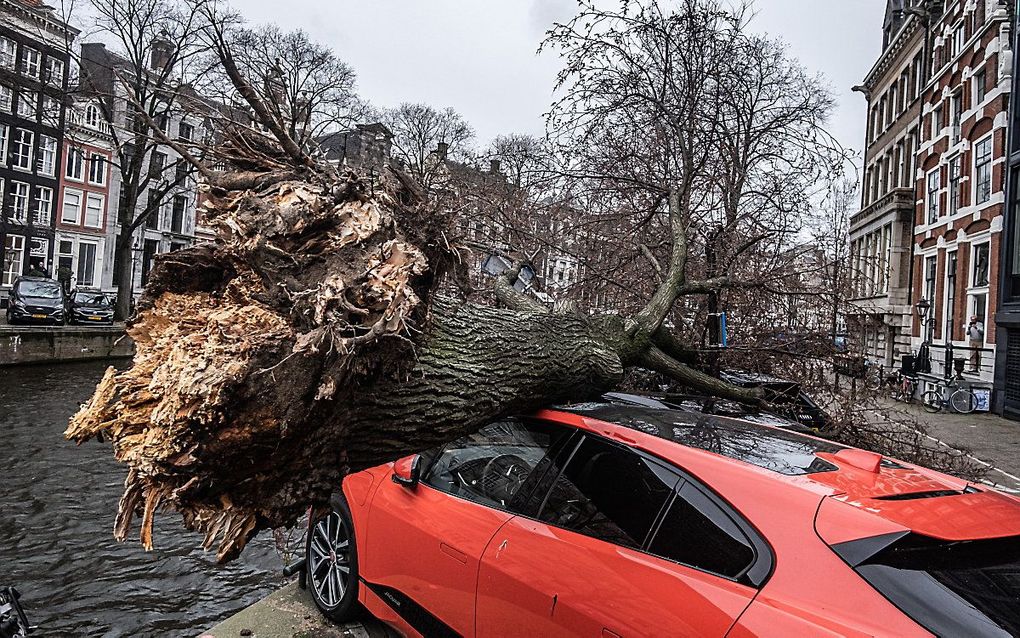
(305, 492), (361, 624)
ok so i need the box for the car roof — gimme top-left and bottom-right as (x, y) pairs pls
(538, 396), (1020, 542)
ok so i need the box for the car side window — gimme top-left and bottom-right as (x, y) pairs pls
(647, 481), (755, 579)
(422, 418), (569, 511)
(536, 435), (679, 550)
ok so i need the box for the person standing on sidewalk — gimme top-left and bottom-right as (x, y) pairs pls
(968, 316), (984, 373)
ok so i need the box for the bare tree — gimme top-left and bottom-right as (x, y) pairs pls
(379, 102), (475, 190)
(72, 0), (213, 319)
(69, 0), (866, 563)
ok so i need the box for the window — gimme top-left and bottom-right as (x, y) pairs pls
(0, 83), (11, 113)
(945, 251), (958, 341)
(10, 181), (29, 222)
(11, 129), (32, 171)
(37, 135), (56, 176)
(57, 240), (73, 275)
(29, 237), (48, 271)
(20, 47), (40, 79)
(3, 235), (25, 286)
(0, 37), (15, 69)
(65, 147), (84, 180)
(46, 57), (64, 86)
(42, 96), (60, 127)
(175, 161), (189, 183)
(648, 482), (755, 578)
(927, 169), (940, 223)
(16, 91), (36, 120)
(149, 151), (166, 177)
(948, 156), (961, 216)
(85, 103), (101, 128)
(84, 193), (104, 228)
(178, 121), (194, 141)
(0, 125), (8, 166)
(77, 241), (98, 287)
(171, 195), (186, 233)
(537, 435), (678, 550)
(931, 104), (942, 140)
(974, 136), (993, 205)
(974, 68), (987, 104)
(972, 242), (990, 288)
(61, 188), (82, 224)
(423, 418), (570, 510)
(33, 186), (52, 225)
(951, 24), (964, 59)
(88, 153), (107, 185)
(145, 191), (161, 229)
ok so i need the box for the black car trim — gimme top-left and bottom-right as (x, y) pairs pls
(361, 579), (461, 638)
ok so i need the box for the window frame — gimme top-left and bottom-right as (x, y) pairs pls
(0, 83), (12, 113)
(11, 128), (33, 172)
(926, 168), (940, 223)
(88, 152), (107, 186)
(37, 135), (56, 176)
(61, 187), (83, 224)
(16, 90), (37, 121)
(65, 146), (85, 181)
(34, 185), (52, 226)
(3, 234), (25, 287)
(974, 134), (993, 206)
(84, 192), (104, 229)
(10, 181), (30, 222)
(46, 57), (64, 87)
(0, 37), (15, 70)
(20, 47), (40, 79)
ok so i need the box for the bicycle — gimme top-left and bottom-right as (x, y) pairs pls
(921, 374), (978, 414)
(889, 372), (918, 404)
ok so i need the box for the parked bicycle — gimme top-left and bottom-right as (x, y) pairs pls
(921, 374), (978, 414)
(888, 372), (918, 404)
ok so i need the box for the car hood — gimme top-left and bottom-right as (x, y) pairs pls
(16, 295), (62, 307)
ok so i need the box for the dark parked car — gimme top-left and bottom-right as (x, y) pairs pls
(6, 277), (66, 325)
(67, 290), (115, 325)
(719, 370), (832, 431)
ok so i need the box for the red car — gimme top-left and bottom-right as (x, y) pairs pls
(303, 394), (1020, 637)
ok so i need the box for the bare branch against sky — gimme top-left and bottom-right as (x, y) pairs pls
(232, 1), (883, 157)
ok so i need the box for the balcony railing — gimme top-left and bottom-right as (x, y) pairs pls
(67, 108), (112, 136)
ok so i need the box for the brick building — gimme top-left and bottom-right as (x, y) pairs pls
(0, 0), (77, 292)
(911, 0), (1011, 396)
(56, 99), (114, 292)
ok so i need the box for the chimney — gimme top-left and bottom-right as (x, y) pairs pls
(436, 141), (449, 160)
(490, 159), (501, 174)
(150, 32), (173, 71)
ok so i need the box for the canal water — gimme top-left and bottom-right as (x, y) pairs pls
(0, 360), (283, 637)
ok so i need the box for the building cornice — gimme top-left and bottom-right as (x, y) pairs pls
(0, 0), (80, 44)
(863, 17), (923, 90)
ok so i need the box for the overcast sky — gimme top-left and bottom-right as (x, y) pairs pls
(238, 0), (886, 159)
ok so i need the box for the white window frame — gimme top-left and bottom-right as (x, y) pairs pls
(926, 169), (940, 223)
(20, 47), (40, 79)
(84, 192), (104, 229)
(37, 135), (56, 176)
(61, 187), (83, 224)
(0, 37), (15, 70)
(974, 134), (993, 206)
(42, 96), (60, 127)
(3, 234), (25, 287)
(16, 90), (36, 121)
(33, 186), (52, 226)
(88, 153), (107, 186)
(971, 241), (991, 289)
(85, 103), (101, 128)
(10, 181), (29, 222)
(0, 125), (8, 167)
(65, 146), (84, 181)
(46, 57), (64, 87)
(974, 68), (987, 105)
(75, 240), (99, 288)
(12, 129), (33, 172)
(29, 237), (48, 271)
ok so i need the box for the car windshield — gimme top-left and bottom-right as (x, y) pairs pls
(17, 281), (61, 299)
(74, 293), (110, 306)
(852, 534), (1020, 638)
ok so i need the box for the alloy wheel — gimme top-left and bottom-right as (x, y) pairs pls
(308, 511), (352, 609)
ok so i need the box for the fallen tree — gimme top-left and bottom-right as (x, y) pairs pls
(66, 0), (844, 562)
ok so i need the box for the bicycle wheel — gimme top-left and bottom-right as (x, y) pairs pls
(950, 389), (977, 414)
(922, 390), (943, 413)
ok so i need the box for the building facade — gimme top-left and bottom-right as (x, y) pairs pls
(0, 0), (77, 293)
(911, 0), (1011, 396)
(849, 1), (926, 369)
(56, 99), (114, 293)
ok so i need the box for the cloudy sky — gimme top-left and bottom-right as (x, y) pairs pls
(239, 0), (887, 158)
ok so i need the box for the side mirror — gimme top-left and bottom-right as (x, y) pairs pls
(392, 454), (421, 488)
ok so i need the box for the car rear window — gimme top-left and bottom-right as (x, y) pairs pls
(563, 403), (841, 475)
(840, 534), (1020, 638)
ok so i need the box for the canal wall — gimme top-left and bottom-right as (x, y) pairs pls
(0, 326), (134, 365)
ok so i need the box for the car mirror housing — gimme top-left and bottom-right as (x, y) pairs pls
(392, 454), (421, 488)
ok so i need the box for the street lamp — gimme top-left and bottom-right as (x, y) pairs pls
(916, 297), (933, 343)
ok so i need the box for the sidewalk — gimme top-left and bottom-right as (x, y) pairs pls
(201, 582), (398, 638)
(884, 401), (1020, 493)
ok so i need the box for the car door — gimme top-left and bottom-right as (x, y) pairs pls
(475, 433), (763, 637)
(362, 417), (572, 637)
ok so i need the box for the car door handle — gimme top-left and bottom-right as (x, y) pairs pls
(440, 542), (468, 564)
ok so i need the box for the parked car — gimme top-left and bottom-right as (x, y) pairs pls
(719, 370), (831, 431)
(303, 395), (1020, 637)
(5, 277), (66, 325)
(67, 290), (115, 325)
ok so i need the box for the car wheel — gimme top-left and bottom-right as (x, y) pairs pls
(306, 493), (361, 623)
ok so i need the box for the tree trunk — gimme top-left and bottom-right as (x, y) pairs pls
(114, 231), (134, 321)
